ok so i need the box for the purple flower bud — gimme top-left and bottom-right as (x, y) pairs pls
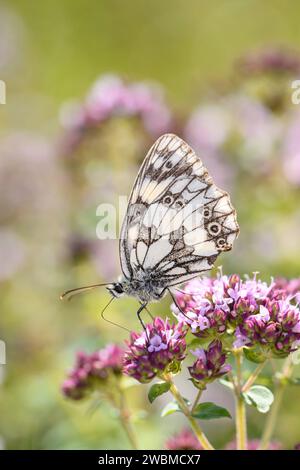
(123, 317), (187, 384)
(189, 340), (231, 385)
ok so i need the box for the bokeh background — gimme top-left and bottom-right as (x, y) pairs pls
(1, 0), (300, 449)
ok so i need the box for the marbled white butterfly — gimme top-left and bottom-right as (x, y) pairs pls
(61, 134), (239, 326)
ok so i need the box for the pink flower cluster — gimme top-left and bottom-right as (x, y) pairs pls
(173, 273), (300, 357)
(62, 344), (124, 400)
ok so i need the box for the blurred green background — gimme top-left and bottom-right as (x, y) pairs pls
(1, 0), (300, 450)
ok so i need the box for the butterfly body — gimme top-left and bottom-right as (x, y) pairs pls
(107, 269), (170, 303)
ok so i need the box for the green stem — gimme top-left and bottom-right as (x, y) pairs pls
(163, 373), (214, 450)
(242, 361), (267, 393)
(235, 395), (247, 450)
(119, 391), (138, 450)
(192, 389), (203, 413)
(109, 375), (138, 450)
(234, 350), (247, 450)
(259, 356), (294, 450)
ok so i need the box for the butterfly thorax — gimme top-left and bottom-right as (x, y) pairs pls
(107, 269), (166, 303)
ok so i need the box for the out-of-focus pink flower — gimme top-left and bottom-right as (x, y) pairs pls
(0, 132), (60, 220)
(0, 228), (26, 281)
(225, 438), (282, 450)
(123, 317), (187, 383)
(60, 75), (172, 152)
(237, 47), (300, 75)
(274, 277), (300, 304)
(184, 104), (232, 188)
(282, 112), (300, 186)
(165, 429), (202, 450)
(227, 95), (280, 169)
(185, 105), (230, 154)
(62, 344), (124, 400)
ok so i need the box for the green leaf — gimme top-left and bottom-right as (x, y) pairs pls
(192, 402), (231, 420)
(161, 401), (181, 417)
(244, 347), (267, 364)
(243, 385), (274, 413)
(148, 382), (171, 404)
(219, 378), (234, 390)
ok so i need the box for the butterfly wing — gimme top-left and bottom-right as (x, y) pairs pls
(119, 134), (239, 290)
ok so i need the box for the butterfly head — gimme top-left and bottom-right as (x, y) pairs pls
(106, 282), (125, 298)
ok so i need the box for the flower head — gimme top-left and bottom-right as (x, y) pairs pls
(174, 272), (300, 358)
(62, 344), (124, 400)
(165, 429), (202, 450)
(188, 340), (231, 387)
(123, 317), (187, 383)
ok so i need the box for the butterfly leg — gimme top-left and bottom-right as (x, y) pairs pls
(136, 302), (149, 340)
(136, 302), (148, 329)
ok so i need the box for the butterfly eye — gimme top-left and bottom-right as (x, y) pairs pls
(216, 237), (226, 248)
(163, 195), (174, 205)
(208, 222), (221, 236)
(203, 207), (212, 218)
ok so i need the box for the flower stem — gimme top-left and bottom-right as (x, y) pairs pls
(192, 389), (203, 413)
(163, 374), (214, 450)
(234, 350), (247, 450)
(110, 376), (138, 449)
(235, 395), (247, 450)
(119, 392), (138, 450)
(242, 361), (267, 393)
(259, 356), (293, 450)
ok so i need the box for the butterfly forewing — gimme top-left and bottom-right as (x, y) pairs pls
(119, 134), (239, 293)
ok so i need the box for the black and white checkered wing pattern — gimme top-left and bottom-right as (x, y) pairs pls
(119, 134), (239, 287)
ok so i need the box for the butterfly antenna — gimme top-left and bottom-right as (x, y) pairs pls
(60, 283), (112, 301)
(100, 296), (131, 333)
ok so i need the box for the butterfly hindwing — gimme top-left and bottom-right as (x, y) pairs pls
(119, 134), (239, 290)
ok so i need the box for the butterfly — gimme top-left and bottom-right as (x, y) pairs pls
(61, 134), (239, 327)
